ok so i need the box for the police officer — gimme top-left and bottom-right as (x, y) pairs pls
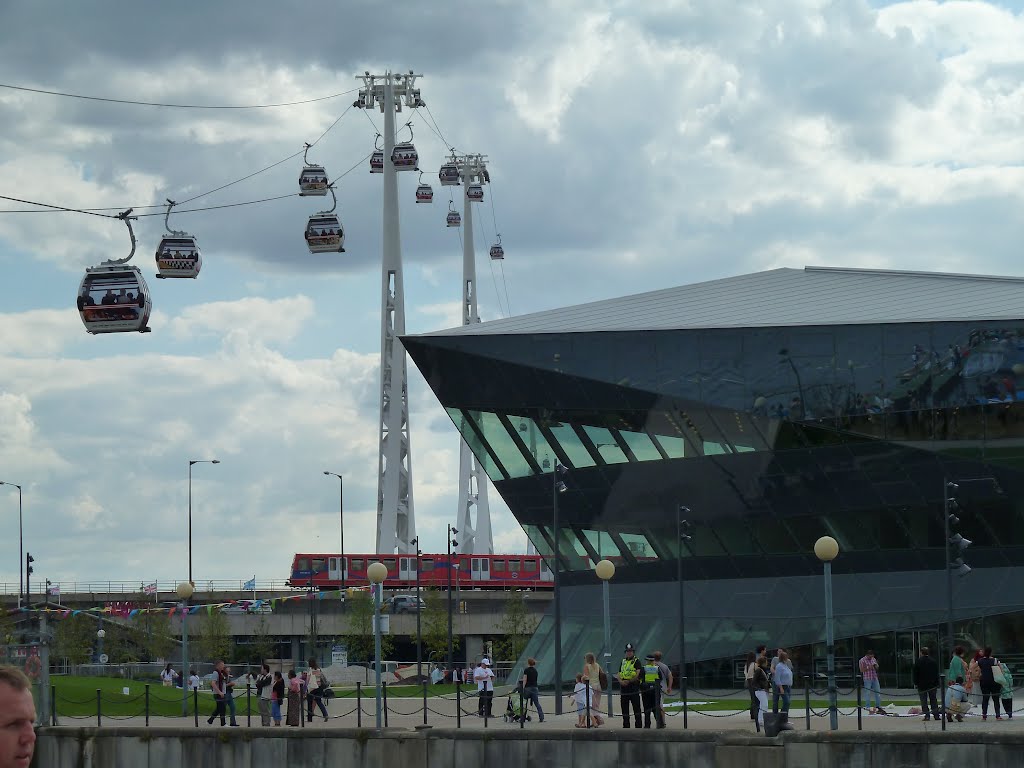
(616, 643), (643, 728)
(641, 654), (666, 728)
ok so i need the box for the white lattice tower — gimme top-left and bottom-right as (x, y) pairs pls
(356, 71), (423, 555)
(453, 153), (493, 555)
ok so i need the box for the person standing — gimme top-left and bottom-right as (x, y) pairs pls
(976, 646), (1004, 720)
(0, 666), (36, 768)
(271, 671), (285, 726)
(752, 656), (770, 733)
(286, 670), (302, 726)
(616, 643), (643, 729)
(744, 652), (758, 724)
(224, 666), (239, 726)
(913, 647), (941, 722)
(653, 651), (673, 726)
(582, 653), (604, 725)
(967, 650), (983, 707)
(473, 658), (495, 718)
(161, 663), (176, 687)
(207, 660), (228, 726)
(640, 654), (666, 729)
(858, 650), (883, 715)
(306, 659), (329, 723)
(998, 659), (1013, 719)
(521, 657), (545, 723)
(256, 664), (273, 726)
(772, 651), (793, 714)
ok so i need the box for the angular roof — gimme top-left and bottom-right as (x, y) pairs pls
(419, 266), (1024, 336)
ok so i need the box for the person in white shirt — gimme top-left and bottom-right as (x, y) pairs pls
(188, 671), (201, 692)
(568, 672), (595, 728)
(473, 659), (495, 718)
(255, 664), (273, 726)
(160, 664), (177, 687)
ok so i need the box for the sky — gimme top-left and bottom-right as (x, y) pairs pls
(2, 0), (1024, 588)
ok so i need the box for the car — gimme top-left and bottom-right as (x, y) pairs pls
(389, 595), (426, 613)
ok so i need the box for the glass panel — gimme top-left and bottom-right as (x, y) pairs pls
(466, 410), (535, 478)
(619, 430), (662, 461)
(582, 425), (629, 464)
(619, 533), (656, 560)
(508, 559), (521, 572)
(421, 559), (434, 572)
(523, 559), (538, 572)
(311, 558), (326, 573)
(513, 417), (556, 468)
(652, 434), (686, 458)
(710, 520), (759, 556)
(581, 529), (622, 560)
(352, 558), (364, 571)
(446, 407), (507, 481)
(492, 559), (505, 572)
(546, 422), (597, 468)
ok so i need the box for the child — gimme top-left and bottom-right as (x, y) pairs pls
(567, 673), (594, 728)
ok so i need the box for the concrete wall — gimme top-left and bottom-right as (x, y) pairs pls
(31, 727), (1024, 768)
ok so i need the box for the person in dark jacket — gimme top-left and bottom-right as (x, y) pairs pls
(913, 647), (941, 721)
(976, 646), (1004, 720)
(615, 643), (643, 729)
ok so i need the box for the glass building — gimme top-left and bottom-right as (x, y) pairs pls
(402, 266), (1024, 688)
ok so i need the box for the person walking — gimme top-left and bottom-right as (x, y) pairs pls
(976, 646), (1004, 720)
(306, 659), (329, 723)
(772, 651), (793, 714)
(616, 643), (643, 729)
(582, 653), (603, 726)
(913, 647), (941, 722)
(207, 660), (228, 726)
(521, 657), (545, 723)
(752, 656), (770, 733)
(744, 652), (758, 724)
(858, 649), (883, 715)
(640, 654), (666, 729)
(256, 664), (273, 726)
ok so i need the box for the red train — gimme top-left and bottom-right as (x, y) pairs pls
(288, 552), (554, 590)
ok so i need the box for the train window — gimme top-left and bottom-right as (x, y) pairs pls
(508, 559), (521, 572)
(352, 558), (365, 571)
(421, 559), (434, 572)
(492, 559), (505, 572)
(524, 560), (538, 572)
(311, 558), (326, 573)
(383, 558), (397, 570)
(296, 558), (310, 571)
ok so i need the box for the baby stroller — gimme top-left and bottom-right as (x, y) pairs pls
(504, 692), (532, 724)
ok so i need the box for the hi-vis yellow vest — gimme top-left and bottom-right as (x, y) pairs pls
(620, 657), (640, 682)
(643, 664), (659, 684)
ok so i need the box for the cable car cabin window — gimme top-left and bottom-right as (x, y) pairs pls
(492, 560), (505, 572)
(79, 274), (145, 318)
(295, 558), (310, 572)
(351, 558), (365, 572)
(157, 238), (199, 260)
(524, 560), (538, 572)
(421, 559), (434, 572)
(311, 558), (326, 573)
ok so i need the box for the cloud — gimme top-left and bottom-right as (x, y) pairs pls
(166, 295), (315, 345)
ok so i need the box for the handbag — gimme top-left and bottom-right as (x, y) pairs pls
(993, 663), (1007, 686)
(598, 670), (609, 690)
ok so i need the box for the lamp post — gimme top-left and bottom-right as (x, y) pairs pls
(367, 561), (388, 730)
(96, 625), (106, 664)
(942, 476), (995, 658)
(814, 535), (840, 731)
(187, 459), (220, 586)
(677, 507), (693, 727)
(176, 581), (194, 716)
(323, 472), (345, 590)
(595, 558), (615, 720)
(0, 482), (23, 609)
(551, 462), (568, 714)
(447, 525), (458, 675)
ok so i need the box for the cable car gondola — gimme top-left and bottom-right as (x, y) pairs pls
(155, 200), (202, 279)
(446, 201), (461, 228)
(299, 144), (329, 197)
(305, 187), (345, 253)
(489, 235), (505, 260)
(391, 124), (418, 171)
(467, 183), (484, 203)
(415, 171), (433, 203)
(78, 210), (152, 334)
(369, 150), (384, 174)
(439, 161), (460, 186)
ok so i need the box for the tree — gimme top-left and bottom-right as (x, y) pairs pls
(135, 612), (175, 662)
(422, 588), (459, 662)
(492, 592), (538, 664)
(53, 615), (95, 665)
(250, 616), (275, 666)
(342, 589), (394, 663)
(195, 611), (234, 663)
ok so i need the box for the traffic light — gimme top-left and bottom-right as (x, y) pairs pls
(25, 553), (34, 601)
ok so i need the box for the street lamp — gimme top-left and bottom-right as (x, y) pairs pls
(367, 561), (388, 731)
(411, 536), (425, 724)
(677, 507), (693, 729)
(595, 558), (615, 720)
(814, 535), (840, 731)
(188, 459), (221, 586)
(96, 626), (106, 663)
(176, 581), (194, 717)
(323, 472), (345, 590)
(0, 482), (23, 609)
(550, 460), (568, 714)
(447, 525), (458, 676)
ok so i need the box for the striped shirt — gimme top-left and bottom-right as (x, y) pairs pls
(859, 656), (879, 683)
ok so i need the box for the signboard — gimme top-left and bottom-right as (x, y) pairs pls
(331, 646), (348, 668)
(99, 654), (109, 664)
(372, 615), (391, 635)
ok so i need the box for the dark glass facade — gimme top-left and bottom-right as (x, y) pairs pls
(403, 320), (1024, 686)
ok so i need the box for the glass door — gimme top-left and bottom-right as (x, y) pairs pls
(895, 630), (939, 688)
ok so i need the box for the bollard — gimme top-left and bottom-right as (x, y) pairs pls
(682, 675), (688, 730)
(246, 684), (251, 727)
(804, 676), (811, 731)
(50, 685), (56, 726)
(383, 681), (389, 728)
(586, 679), (592, 727)
(856, 675), (862, 731)
(520, 683), (525, 730)
(456, 681), (462, 729)
(608, 673), (614, 721)
(193, 688), (199, 728)
(422, 676), (428, 726)
(145, 685), (150, 727)
(940, 674), (947, 732)
(356, 682), (362, 728)
(96, 689), (102, 727)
